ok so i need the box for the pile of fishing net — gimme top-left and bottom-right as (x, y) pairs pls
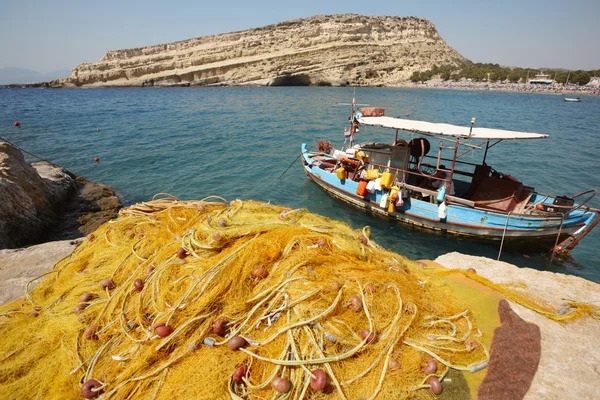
(0, 195), (491, 399)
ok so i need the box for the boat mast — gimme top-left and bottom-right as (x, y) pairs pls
(350, 87), (357, 146)
(566, 70), (571, 85)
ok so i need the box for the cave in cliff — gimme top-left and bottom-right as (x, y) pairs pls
(269, 73), (311, 86)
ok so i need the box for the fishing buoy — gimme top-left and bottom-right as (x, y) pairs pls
(349, 295), (362, 312)
(271, 377), (291, 393)
(360, 329), (376, 344)
(423, 359), (438, 374)
(100, 279), (115, 290)
(232, 365), (247, 383)
(81, 379), (103, 398)
(363, 283), (376, 294)
(428, 376), (443, 395)
(310, 369), (327, 391)
(155, 323), (173, 337)
(83, 325), (98, 340)
(436, 185), (447, 202)
(438, 202), (448, 219)
(213, 318), (227, 336)
(228, 336), (247, 351)
(80, 293), (97, 303)
(133, 279), (144, 292)
(74, 303), (89, 314)
(536, 204), (545, 210)
(13, 121), (20, 127)
(252, 267), (269, 279)
(389, 359), (401, 371)
(94, 157), (100, 162)
(176, 247), (188, 259)
(315, 238), (328, 248)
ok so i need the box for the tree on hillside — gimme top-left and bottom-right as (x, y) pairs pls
(410, 71), (421, 83)
(420, 70), (433, 81)
(508, 70), (521, 83)
(554, 71), (568, 84)
(490, 69), (509, 82)
(570, 71), (591, 85)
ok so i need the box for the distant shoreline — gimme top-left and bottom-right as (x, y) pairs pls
(391, 81), (600, 96)
(2, 81), (599, 96)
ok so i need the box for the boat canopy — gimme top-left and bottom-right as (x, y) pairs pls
(357, 116), (549, 140)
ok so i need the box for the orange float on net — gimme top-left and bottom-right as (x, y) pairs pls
(94, 157), (100, 162)
(14, 121), (20, 127)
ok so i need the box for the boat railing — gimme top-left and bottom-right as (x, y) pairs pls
(363, 160), (476, 208)
(537, 189), (598, 215)
(421, 155), (477, 177)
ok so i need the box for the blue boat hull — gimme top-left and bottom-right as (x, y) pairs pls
(301, 145), (598, 248)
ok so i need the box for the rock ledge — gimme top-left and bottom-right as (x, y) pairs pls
(0, 142), (122, 248)
(435, 252), (600, 400)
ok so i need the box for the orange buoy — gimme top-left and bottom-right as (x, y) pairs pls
(94, 157), (100, 162)
(535, 204), (545, 211)
(14, 121), (20, 127)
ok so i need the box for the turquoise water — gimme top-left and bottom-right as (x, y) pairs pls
(1, 87), (599, 282)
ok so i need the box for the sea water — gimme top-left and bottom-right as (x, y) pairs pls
(0, 87), (599, 282)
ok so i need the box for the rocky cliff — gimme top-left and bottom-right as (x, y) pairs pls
(0, 143), (122, 248)
(50, 14), (466, 88)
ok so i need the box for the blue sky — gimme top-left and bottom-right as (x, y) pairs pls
(1, 0), (598, 73)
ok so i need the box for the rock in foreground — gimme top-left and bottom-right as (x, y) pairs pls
(0, 239), (80, 305)
(435, 252), (600, 400)
(0, 142), (121, 248)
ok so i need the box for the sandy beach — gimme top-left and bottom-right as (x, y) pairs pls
(392, 79), (600, 96)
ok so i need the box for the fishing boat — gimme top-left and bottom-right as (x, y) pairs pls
(300, 100), (599, 255)
(564, 97), (582, 102)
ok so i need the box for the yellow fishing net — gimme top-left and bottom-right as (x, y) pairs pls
(0, 195), (491, 399)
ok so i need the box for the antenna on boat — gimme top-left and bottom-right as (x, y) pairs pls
(338, 88), (369, 146)
(468, 117), (476, 137)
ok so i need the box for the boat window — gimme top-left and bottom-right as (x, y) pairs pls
(390, 146), (409, 180)
(367, 149), (391, 167)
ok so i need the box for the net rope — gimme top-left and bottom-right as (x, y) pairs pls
(2, 195), (589, 399)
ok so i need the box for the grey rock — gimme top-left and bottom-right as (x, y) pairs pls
(0, 143), (59, 248)
(0, 142), (122, 248)
(0, 239), (80, 305)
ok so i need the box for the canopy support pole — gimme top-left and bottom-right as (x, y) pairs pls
(482, 141), (490, 165)
(497, 212), (512, 260)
